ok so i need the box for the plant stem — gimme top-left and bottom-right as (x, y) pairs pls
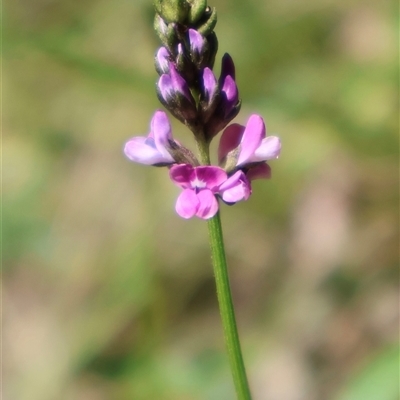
(207, 213), (252, 400)
(196, 136), (252, 399)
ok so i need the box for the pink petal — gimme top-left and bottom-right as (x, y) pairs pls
(195, 166), (227, 191)
(196, 189), (219, 219)
(158, 74), (174, 100)
(169, 63), (192, 102)
(175, 189), (199, 219)
(219, 171), (251, 203)
(155, 47), (170, 74)
(249, 136), (281, 162)
(124, 137), (167, 165)
(221, 75), (238, 106)
(188, 29), (205, 54)
(169, 164), (195, 188)
(218, 123), (244, 163)
(246, 163), (271, 181)
(151, 111), (174, 161)
(237, 114), (266, 166)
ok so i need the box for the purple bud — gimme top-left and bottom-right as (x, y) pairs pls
(169, 63), (193, 102)
(155, 47), (170, 75)
(221, 75), (238, 110)
(157, 63), (193, 104)
(188, 29), (205, 55)
(219, 53), (236, 85)
(202, 67), (218, 102)
(158, 74), (175, 102)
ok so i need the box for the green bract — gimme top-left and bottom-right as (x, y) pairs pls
(187, 0), (208, 24)
(154, 0), (190, 24)
(197, 7), (217, 36)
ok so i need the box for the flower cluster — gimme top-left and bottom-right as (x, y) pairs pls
(124, 0), (281, 219)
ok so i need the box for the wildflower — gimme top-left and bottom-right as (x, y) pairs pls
(218, 170), (251, 203)
(169, 164), (227, 219)
(218, 114), (281, 175)
(124, 110), (176, 166)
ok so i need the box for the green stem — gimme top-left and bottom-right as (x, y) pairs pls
(196, 136), (252, 400)
(207, 213), (252, 400)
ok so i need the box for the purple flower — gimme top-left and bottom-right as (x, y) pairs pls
(169, 164), (227, 219)
(124, 111), (176, 166)
(219, 170), (251, 203)
(218, 114), (281, 177)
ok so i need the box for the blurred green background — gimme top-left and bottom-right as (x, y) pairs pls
(3, 0), (399, 399)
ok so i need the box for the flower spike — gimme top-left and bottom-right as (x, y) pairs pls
(124, 2), (281, 397)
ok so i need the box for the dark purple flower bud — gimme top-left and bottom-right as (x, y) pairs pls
(219, 53), (236, 83)
(155, 47), (171, 75)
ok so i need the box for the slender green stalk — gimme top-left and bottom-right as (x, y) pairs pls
(196, 136), (252, 400)
(207, 213), (252, 400)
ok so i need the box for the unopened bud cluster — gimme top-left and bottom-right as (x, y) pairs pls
(124, 0), (281, 219)
(154, 0), (240, 140)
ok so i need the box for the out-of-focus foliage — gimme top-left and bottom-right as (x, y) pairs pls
(4, 0), (398, 399)
(335, 345), (399, 400)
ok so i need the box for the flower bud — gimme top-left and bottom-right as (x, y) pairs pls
(154, 47), (171, 75)
(197, 7), (217, 36)
(187, 0), (208, 24)
(154, 15), (178, 52)
(154, 0), (190, 24)
(157, 63), (197, 124)
(199, 67), (220, 123)
(203, 54), (241, 139)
